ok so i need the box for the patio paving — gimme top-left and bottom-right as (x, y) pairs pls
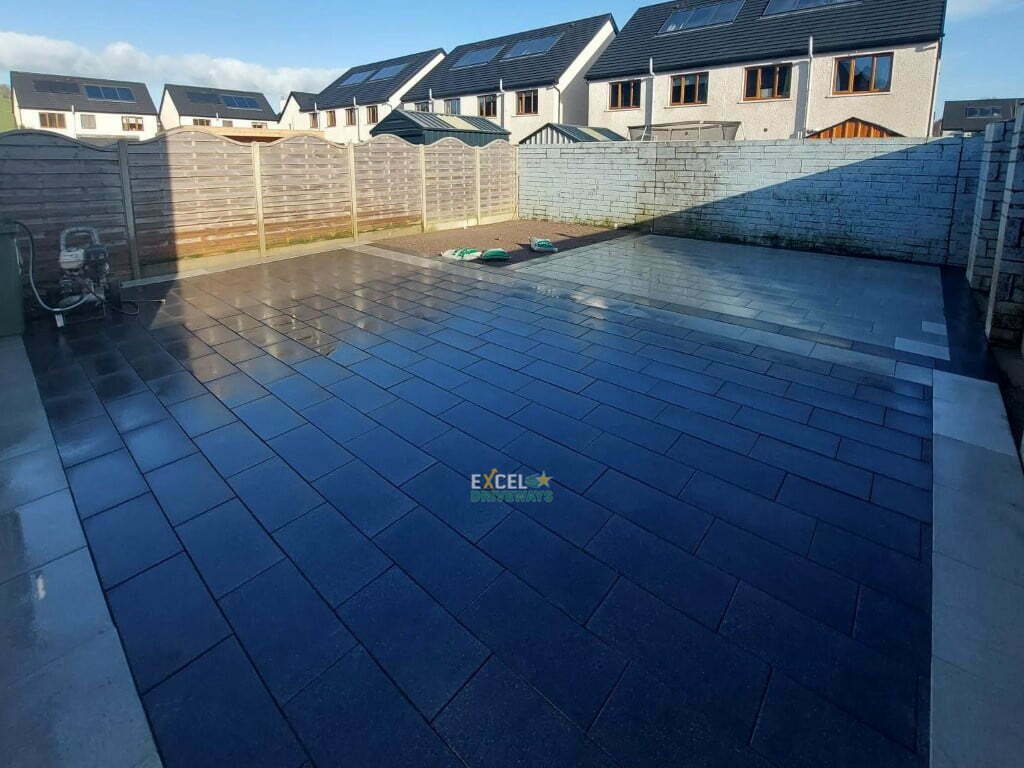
(10, 236), (942, 767)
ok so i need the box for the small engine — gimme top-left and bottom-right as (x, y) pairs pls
(53, 227), (121, 325)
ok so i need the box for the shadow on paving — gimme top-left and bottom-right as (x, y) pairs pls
(17, 241), (935, 768)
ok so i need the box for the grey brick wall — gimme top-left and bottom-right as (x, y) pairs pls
(519, 137), (983, 265)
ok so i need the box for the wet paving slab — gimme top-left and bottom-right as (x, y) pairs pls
(10, 240), (942, 767)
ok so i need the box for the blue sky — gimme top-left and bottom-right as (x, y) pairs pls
(0, 0), (1021, 111)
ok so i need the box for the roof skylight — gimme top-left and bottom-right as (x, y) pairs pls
(659, 0), (744, 33)
(503, 33), (562, 59)
(340, 70), (375, 86)
(452, 45), (504, 69)
(85, 84), (136, 101)
(33, 80), (80, 94)
(763, 0), (856, 16)
(221, 95), (260, 109)
(370, 64), (406, 81)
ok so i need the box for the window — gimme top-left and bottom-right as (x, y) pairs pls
(370, 64), (405, 81)
(415, 101), (432, 112)
(84, 84), (135, 102)
(367, 105), (379, 124)
(309, 112), (319, 129)
(516, 90), (538, 115)
(192, 118), (211, 126)
(34, 80), (79, 94)
(39, 112), (66, 129)
(327, 110), (338, 127)
(504, 34), (562, 59)
(452, 45), (503, 69)
(966, 106), (1003, 118)
(834, 53), (893, 94)
(221, 120), (233, 128)
(122, 116), (144, 132)
(79, 114), (96, 130)
(345, 108), (356, 126)
(444, 98), (461, 115)
(478, 94), (498, 118)
(671, 72), (709, 105)
(340, 70), (374, 85)
(221, 95), (260, 109)
(609, 80), (641, 110)
(744, 64), (792, 100)
(660, 1), (744, 33)
(252, 123), (267, 129)
(763, 0), (855, 15)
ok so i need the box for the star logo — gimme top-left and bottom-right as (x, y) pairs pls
(535, 471), (553, 488)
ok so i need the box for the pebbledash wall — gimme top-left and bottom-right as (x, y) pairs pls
(519, 137), (982, 265)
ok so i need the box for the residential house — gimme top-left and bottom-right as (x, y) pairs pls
(9, 71), (158, 141)
(278, 91), (318, 130)
(940, 98), (1023, 135)
(400, 15), (618, 145)
(289, 50), (445, 143)
(585, 0), (946, 140)
(160, 85), (279, 130)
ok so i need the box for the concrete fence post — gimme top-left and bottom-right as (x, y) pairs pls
(985, 110), (1024, 339)
(419, 144), (428, 232)
(475, 148), (482, 225)
(251, 143), (267, 258)
(116, 141), (142, 280)
(348, 142), (359, 241)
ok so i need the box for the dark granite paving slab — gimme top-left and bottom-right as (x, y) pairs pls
(25, 244), (936, 768)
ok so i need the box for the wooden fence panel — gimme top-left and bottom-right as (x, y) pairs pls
(0, 128), (518, 284)
(0, 131), (131, 282)
(260, 136), (354, 248)
(479, 140), (517, 219)
(353, 135), (422, 233)
(425, 138), (477, 227)
(127, 130), (258, 268)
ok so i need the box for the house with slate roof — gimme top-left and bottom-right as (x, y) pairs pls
(287, 50), (446, 143)
(160, 85), (280, 130)
(585, 0), (947, 140)
(9, 71), (159, 141)
(400, 15), (617, 145)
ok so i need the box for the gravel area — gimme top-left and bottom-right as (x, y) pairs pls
(375, 219), (631, 265)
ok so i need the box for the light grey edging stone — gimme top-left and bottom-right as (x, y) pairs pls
(0, 335), (162, 768)
(931, 370), (1024, 768)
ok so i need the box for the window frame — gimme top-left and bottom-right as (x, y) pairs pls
(221, 119), (233, 128)
(122, 116), (145, 132)
(670, 72), (710, 106)
(192, 118), (212, 127)
(309, 113), (319, 129)
(516, 90), (539, 116)
(478, 94), (498, 118)
(443, 98), (461, 115)
(832, 52), (894, 95)
(345, 107), (356, 126)
(609, 80), (642, 110)
(252, 123), (267, 129)
(39, 112), (67, 129)
(415, 101), (432, 113)
(79, 113), (96, 130)
(327, 109), (338, 128)
(742, 63), (793, 101)
(367, 105), (379, 124)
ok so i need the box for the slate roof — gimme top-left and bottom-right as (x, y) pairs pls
(586, 0), (947, 81)
(10, 71), (157, 115)
(402, 14), (616, 102)
(314, 50), (445, 110)
(285, 91), (319, 112)
(523, 123), (627, 142)
(163, 85), (279, 121)
(371, 110), (510, 135)
(941, 98), (1022, 133)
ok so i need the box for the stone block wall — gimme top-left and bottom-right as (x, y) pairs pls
(520, 137), (983, 265)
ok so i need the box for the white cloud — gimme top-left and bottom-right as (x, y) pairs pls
(946, 0), (1024, 18)
(0, 30), (342, 107)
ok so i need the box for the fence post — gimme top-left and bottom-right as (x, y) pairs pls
(116, 141), (141, 280)
(475, 148), (482, 225)
(419, 144), (428, 232)
(251, 143), (267, 258)
(512, 143), (520, 221)
(348, 142), (359, 241)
